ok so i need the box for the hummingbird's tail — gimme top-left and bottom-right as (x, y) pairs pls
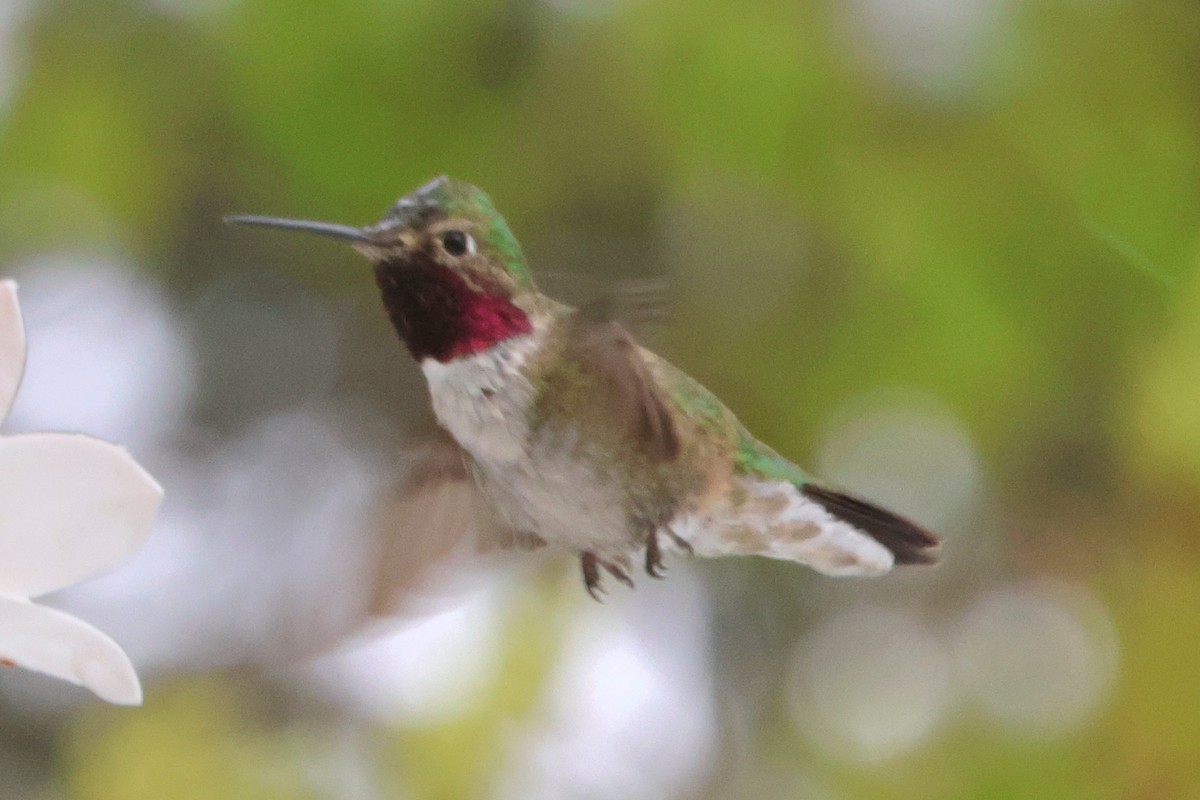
(799, 483), (940, 566)
(675, 475), (938, 577)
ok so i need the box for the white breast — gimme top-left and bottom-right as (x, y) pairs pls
(420, 328), (545, 463)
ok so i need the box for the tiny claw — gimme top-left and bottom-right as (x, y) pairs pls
(665, 527), (693, 555)
(582, 551), (605, 601)
(604, 560), (636, 589)
(645, 532), (666, 579)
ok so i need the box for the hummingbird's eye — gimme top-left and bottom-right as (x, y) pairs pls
(441, 230), (474, 257)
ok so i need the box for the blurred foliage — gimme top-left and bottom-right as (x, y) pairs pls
(0, 0), (1199, 797)
(68, 681), (318, 800)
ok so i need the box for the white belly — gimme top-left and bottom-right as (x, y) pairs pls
(471, 434), (632, 556)
(421, 330), (633, 555)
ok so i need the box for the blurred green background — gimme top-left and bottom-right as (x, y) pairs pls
(0, 0), (1198, 797)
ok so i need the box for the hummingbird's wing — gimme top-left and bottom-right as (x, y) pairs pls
(366, 435), (542, 618)
(537, 273), (672, 334)
(564, 305), (681, 462)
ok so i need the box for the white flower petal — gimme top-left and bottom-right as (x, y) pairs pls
(0, 280), (25, 423)
(0, 593), (141, 704)
(0, 433), (162, 598)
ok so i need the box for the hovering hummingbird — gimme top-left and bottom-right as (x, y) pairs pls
(228, 177), (938, 601)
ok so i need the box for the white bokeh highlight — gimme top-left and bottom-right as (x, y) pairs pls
(57, 406), (389, 674)
(0, 0), (34, 117)
(789, 606), (952, 764)
(303, 580), (507, 726)
(839, 0), (1012, 101)
(5, 255), (195, 451)
(952, 580), (1119, 738)
(819, 392), (980, 533)
(498, 571), (717, 800)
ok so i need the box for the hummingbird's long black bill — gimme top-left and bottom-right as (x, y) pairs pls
(224, 214), (370, 243)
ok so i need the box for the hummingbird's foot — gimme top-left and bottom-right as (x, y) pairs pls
(664, 527), (693, 555)
(645, 531), (666, 578)
(581, 551), (604, 600)
(603, 557), (635, 589)
(644, 527), (689, 577)
(582, 552), (636, 599)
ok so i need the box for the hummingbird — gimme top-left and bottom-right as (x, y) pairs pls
(228, 177), (938, 601)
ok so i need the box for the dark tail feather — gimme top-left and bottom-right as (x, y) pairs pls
(800, 484), (940, 566)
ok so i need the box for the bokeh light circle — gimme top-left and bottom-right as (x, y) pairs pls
(952, 580), (1119, 739)
(789, 606), (951, 764)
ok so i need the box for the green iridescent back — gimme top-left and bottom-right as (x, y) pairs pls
(650, 355), (812, 487)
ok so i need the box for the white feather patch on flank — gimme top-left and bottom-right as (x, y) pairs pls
(672, 476), (894, 577)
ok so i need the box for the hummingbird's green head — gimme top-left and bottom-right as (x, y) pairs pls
(227, 176), (535, 296)
(227, 177), (538, 363)
(362, 176), (535, 292)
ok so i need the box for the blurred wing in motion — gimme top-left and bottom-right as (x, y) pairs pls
(537, 273), (673, 334)
(564, 303), (680, 462)
(366, 435), (541, 619)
